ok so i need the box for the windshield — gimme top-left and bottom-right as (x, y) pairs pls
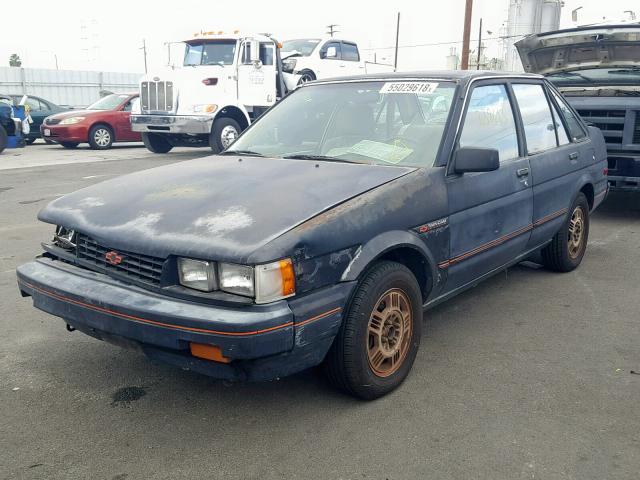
(547, 67), (640, 86)
(282, 39), (320, 56)
(184, 40), (237, 66)
(87, 94), (129, 110)
(229, 81), (456, 167)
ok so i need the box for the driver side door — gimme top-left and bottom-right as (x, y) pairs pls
(444, 82), (533, 292)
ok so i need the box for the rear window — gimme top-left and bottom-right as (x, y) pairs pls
(549, 89), (587, 141)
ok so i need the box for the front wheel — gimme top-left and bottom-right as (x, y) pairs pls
(142, 132), (173, 154)
(209, 117), (241, 153)
(324, 261), (422, 400)
(297, 70), (316, 85)
(541, 192), (590, 272)
(88, 124), (113, 150)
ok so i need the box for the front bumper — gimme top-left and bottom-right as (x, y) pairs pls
(608, 154), (640, 191)
(40, 123), (88, 143)
(130, 114), (213, 135)
(17, 257), (353, 381)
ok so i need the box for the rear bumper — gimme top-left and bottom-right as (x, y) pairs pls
(17, 258), (353, 381)
(130, 114), (213, 134)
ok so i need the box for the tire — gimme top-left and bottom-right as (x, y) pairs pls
(297, 70), (316, 85)
(24, 137), (36, 145)
(60, 142), (79, 149)
(209, 117), (241, 153)
(541, 192), (590, 272)
(142, 132), (173, 154)
(88, 124), (114, 150)
(324, 261), (423, 400)
(0, 125), (7, 153)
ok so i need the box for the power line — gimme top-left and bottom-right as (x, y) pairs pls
(361, 33), (528, 51)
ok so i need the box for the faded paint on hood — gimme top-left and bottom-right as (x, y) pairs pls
(516, 24), (640, 75)
(38, 156), (416, 262)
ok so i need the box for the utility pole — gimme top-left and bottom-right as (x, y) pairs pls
(461, 0), (473, 70)
(54, 54), (59, 70)
(140, 39), (148, 74)
(476, 17), (482, 70)
(394, 12), (400, 72)
(326, 24), (339, 37)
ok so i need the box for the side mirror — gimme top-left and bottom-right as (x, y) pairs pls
(453, 147), (500, 174)
(325, 46), (337, 59)
(249, 39), (261, 64)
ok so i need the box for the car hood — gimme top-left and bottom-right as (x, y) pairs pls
(515, 24), (640, 75)
(47, 109), (109, 120)
(38, 156), (416, 262)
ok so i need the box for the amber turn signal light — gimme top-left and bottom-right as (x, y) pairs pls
(190, 343), (230, 363)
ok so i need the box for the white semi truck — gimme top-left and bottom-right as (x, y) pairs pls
(131, 32), (287, 153)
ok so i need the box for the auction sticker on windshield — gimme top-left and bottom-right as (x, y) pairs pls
(380, 82), (439, 94)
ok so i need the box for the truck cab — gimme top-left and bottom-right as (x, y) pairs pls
(131, 32), (286, 153)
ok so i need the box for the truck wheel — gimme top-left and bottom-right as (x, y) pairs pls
(142, 132), (173, 154)
(541, 192), (590, 272)
(324, 261), (422, 400)
(60, 142), (79, 149)
(88, 124), (114, 150)
(0, 125), (7, 153)
(297, 70), (316, 85)
(210, 117), (241, 153)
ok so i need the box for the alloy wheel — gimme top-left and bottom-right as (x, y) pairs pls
(220, 125), (238, 149)
(567, 206), (585, 259)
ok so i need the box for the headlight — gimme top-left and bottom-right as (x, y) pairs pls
(218, 263), (254, 297)
(177, 258), (217, 292)
(255, 259), (296, 304)
(282, 58), (297, 73)
(53, 225), (76, 249)
(192, 104), (218, 113)
(59, 116), (85, 125)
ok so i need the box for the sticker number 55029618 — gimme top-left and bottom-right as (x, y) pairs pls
(379, 82), (439, 94)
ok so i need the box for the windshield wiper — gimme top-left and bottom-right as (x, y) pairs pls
(219, 149), (265, 157)
(282, 154), (362, 164)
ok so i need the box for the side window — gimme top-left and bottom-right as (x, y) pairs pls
(550, 89), (587, 141)
(549, 97), (570, 145)
(342, 43), (360, 61)
(459, 84), (519, 163)
(25, 97), (43, 111)
(260, 43), (274, 66)
(320, 41), (341, 60)
(512, 83), (557, 154)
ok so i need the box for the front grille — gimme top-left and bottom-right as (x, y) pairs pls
(46, 118), (61, 125)
(141, 80), (174, 112)
(634, 113), (640, 144)
(76, 234), (165, 286)
(576, 109), (626, 148)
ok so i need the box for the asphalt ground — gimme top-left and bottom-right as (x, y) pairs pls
(1, 141), (639, 479)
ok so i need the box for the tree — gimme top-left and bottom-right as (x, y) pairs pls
(9, 54), (22, 67)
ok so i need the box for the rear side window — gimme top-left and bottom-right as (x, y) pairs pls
(459, 84), (519, 163)
(342, 43), (360, 61)
(549, 99), (570, 145)
(512, 83), (557, 154)
(549, 89), (587, 141)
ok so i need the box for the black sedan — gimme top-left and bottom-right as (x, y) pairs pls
(17, 71), (608, 399)
(8, 94), (68, 144)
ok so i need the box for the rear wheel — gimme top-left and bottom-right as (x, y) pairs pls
(209, 117), (241, 153)
(0, 125), (7, 153)
(60, 142), (79, 149)
(541, 192), (590, 272)
(142, 132), (173, 153)
(324, 261), (422, 400)
(88, 124), (114, 150)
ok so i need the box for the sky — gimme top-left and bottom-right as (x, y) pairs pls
(1, 0), (638, 74)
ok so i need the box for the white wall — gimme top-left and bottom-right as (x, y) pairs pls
(0, 67), (141, 107)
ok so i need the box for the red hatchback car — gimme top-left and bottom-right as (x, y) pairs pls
(41, 93), (141, 149)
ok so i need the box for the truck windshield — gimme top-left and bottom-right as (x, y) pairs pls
(184, 40), (237, 66)
(228, 80), (456, 167)
(87, 94), (130, 110)
(282, 39), (320, 56)
(547, 67), (640, 86)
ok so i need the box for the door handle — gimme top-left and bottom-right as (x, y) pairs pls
(516, 167), (529, 177)
(569, 152), (579, 160)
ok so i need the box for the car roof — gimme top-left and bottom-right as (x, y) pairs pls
(309, 70), (544, 85)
